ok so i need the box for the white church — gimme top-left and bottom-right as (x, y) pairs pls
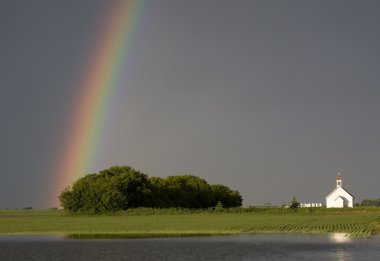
(325, 174), (354, 208)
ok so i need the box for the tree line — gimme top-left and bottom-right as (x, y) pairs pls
(361, 199), (380, 207)
(59, 166), (242, 213)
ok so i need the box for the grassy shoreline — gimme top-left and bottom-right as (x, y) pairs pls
(1, 208), (379, 238)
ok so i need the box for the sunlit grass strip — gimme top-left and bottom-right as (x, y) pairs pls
(67, 231), (239, 239)
(241, 223), (376, 237)
(0, 209), (379, 237)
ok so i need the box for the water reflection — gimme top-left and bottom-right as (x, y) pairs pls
(0, 234), (378, 261)
(327, 234), (353, 261)
(329, 249), (353, 261)
(328, 233), (352, 243)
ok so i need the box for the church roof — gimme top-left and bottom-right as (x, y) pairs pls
(334, 196), (346, 202)
(325, 186), (355, 200)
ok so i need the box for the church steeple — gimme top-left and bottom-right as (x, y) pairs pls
(336, 173), (342, 188)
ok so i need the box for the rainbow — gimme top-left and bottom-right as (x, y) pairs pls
(52, 0), (146, 207)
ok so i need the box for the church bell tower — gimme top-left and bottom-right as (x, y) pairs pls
(336, 173), (342, 188)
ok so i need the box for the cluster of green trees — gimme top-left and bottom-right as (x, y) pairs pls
(59, 166), (242, 213)
(361, 199), (380, 207)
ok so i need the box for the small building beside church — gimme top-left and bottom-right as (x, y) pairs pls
(325, 174), (354, 208)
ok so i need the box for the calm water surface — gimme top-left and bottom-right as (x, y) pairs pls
(0, 234), (379, 260)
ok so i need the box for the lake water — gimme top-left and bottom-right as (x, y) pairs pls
(0, 234), (379, 260)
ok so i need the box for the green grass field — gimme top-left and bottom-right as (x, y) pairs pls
(1, 208), (379, 237)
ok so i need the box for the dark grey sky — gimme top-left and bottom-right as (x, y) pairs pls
(1, 0), (380, 208)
